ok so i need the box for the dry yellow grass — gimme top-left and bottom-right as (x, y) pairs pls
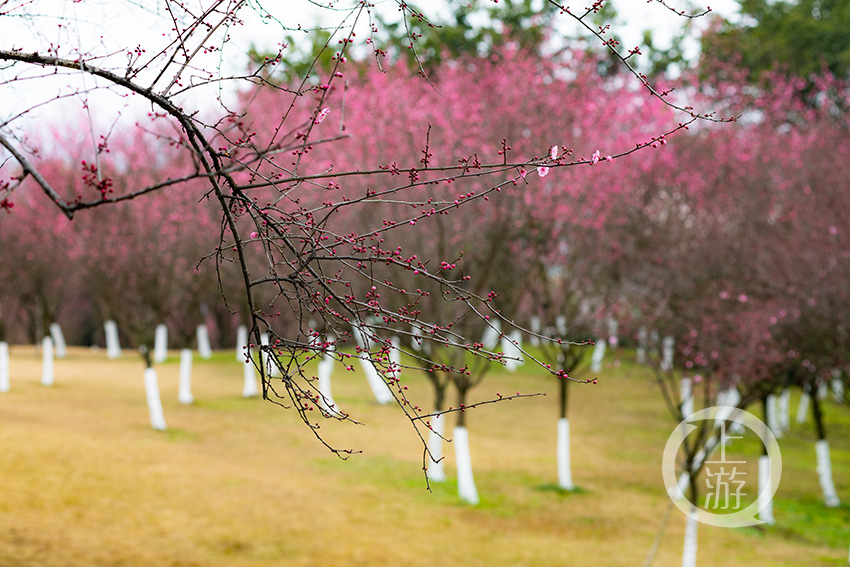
(0, 346), (845, 566)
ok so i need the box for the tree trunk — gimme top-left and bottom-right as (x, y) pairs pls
(796, 386), (810, 424)
(453, 383), (478, 504)
(682, 507), (699, 567)
(49, 322), (67, 359)
(315, 338), (338, 413)
(811, 395), (841, 507)
(557, 375), (574, 489)
(178, 348), (194, 405)
(426, 378), (448, 482)
(353, 327), (392, 404)
(680, 377), (693, 418)
(757, 397), (776, 524)
(196, 323), (213, 359)
(758, 447), (775, 525)
(831, 370), (845, 403)
(559, 375), (569, 420)
(589, 339), (606, 373)
(557, 418), (574, 490)
(456, 382), (469, 428)
(154, 324), (168, 364)
(778, 388), (790, 433)
(427, 413), (447, 482)
(41, 336), (54, 386)
(143, 367), (167, 431)
(243, 346), (259, 398)
(765, 393), (782, 438)
(236, 324), (248, 361)
(454, 425), (479, 505)
(104, 319), (121, 358)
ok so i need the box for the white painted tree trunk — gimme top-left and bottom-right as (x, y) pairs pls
(832, 371), (845, 403)
(717, 386), (745, 433)
(661, 336), (674, 371)
(351, 326), (393, 404)
(677, 472), (691, 496)
(242, 348), (259, 397)
(680, 377), (694, 418)
(316, 359), (337, 414)
(766, 394), (782, 439)
(104, 320), (121, 359)
(557, 418), (574, 490)
(817, 381), (828, 401)
(529, 316), (541, 347)
(713, 403), (735, 428)
(682, 509), (699, 567)
(41, 336), (54, 386)
(511, 330), (523, 364)
(590, 340), (606, 373)
(49, 323), (66, 359)
(154, 324), (168, 364)
(677, 444), (710, 497)
(389, 336), (402, 379)
(178, 348), (193, 404)
(236, 325), (248, 361)
(259, 332), (270, 373)
(411, 324), (423, 351)
(259, 332), (282, 377)
(797, 390), (811, 424)
(778, 388), (791, 433)
(0, 341), (9, 393)
(815, 439), (841, 508)
(481, 319), (501, 351)
(607, 318), (618, 348)
(636, 326), (647, 364)
(555, 315), (567, 336)
(426, 413), (447, 482)
(678, 427), (726, 497)
(196, 324), (213, 359)
(316, 340), (338, 415)
(454, 426), (479, 505)
(143, 368), (167, 430)
(502, 330), (523, 372)
(758, 455), (775, 525)
(717, 385), (740, 409)
(359, 357), (393, 403)
(649, 329), (660, 356)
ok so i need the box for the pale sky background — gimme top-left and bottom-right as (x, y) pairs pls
(0, 0), (740, 129)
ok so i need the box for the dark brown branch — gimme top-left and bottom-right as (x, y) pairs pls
(0, 131), (71, 218)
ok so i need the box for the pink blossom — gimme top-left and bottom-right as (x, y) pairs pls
(314, 107), (330, 124)
(250, 232), (259, 239)
(537, 166), (550, 178)
(550, 145), (558, 159)
(590, 150), (600, 165)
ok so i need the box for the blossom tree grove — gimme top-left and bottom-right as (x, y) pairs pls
(0, 0), (724, 458)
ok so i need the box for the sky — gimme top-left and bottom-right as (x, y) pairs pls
(0, 0), (740, 129)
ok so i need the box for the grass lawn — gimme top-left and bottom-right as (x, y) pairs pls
(0, 346), (847, 566)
